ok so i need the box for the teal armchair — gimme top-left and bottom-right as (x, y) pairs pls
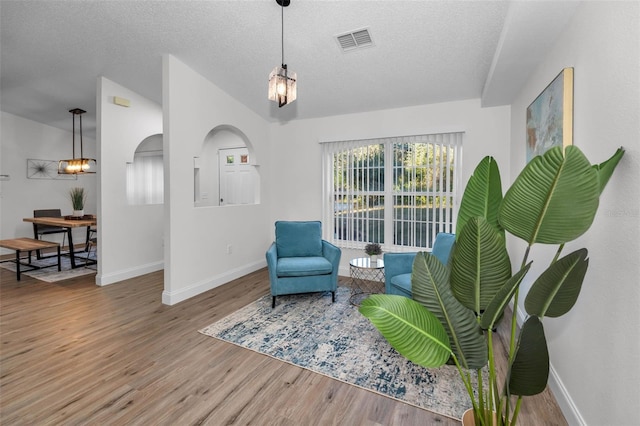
(384, 232), (456, 298)
(266, 221), (341, 308)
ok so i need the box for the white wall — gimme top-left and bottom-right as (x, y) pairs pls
(0, 111), (97, 251)
(162, 55), (271, 305)
(268, 99), (511, 273)
(96, 77), (164, 285)
(508, 2), (640, 425)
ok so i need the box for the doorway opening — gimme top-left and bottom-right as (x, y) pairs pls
(194, 125), (259, 207)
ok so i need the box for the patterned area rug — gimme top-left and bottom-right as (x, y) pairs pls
(0, 252), (96, 282)
(199, 286), (475, 420)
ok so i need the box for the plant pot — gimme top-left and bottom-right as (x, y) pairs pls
(461, 408), (498, 426)
(72, 209), (84, 217)
(369, 255), (378, 262)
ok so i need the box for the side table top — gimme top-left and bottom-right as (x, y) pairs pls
(350, 257), (384, 269)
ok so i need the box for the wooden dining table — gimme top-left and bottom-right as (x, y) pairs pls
(23, 216), (97, 269)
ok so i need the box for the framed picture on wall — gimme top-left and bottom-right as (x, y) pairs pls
(27, 159), (77, 180)
(526, 67), (574, 163)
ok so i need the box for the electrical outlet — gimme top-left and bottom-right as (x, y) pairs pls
(226, 244), (232, 254)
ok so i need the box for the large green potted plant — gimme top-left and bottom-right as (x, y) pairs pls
(360, 145), (624, 425)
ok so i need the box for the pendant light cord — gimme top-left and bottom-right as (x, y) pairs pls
(79, 112), (83, 159)
(72, 113), (76, 158)
(281, 1), (285, 66)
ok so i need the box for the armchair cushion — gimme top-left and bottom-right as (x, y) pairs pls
(275, 221), (323, 258)
(277, 256), (333, 277)
(384, 252), (417, 296)
(389, 273), (412, 298)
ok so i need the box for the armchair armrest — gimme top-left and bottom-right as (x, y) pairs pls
(266, 242), (279, 285)
(322, 240), (342, 274)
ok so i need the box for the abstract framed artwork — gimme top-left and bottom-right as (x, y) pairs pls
(526, 67), (574, 163)
(27, 159), (77, 180)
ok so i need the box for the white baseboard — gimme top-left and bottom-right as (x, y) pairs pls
(548, 362), (585, 425)
(95, 260), (164, 286)
(161, 259), (266, 305)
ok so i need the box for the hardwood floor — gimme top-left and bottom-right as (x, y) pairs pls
(0, 267), (566, 425)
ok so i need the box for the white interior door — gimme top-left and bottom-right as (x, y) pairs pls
(218, 148), (252, 206)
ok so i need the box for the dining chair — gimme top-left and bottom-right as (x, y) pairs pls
(32, 209), (67, 259)
(85, 228), (97, 265)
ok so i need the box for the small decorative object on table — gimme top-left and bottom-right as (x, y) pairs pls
(364, 242), (382, 261)
(69, 187), (86, 217)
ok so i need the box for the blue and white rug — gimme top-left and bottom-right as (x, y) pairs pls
(199, 286), (474, 420)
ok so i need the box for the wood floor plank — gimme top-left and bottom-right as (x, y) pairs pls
(0, 266), (566, 425)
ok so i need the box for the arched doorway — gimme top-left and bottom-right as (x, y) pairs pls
(194, 125), (260, 207)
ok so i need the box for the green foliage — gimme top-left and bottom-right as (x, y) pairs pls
(360, 145), (624, 425)
(508, 317), (549, 396)
(499, 146), (600, 245)
(450, 217), (512, 314)
(592, 147), (625, 194)
(457, 156), (503, 237)
(411, 252), (488, 369)
(525, 249), (589, 318)
(69, 187), (86, 210)
(359, 295), (452, 367)
(480, 263), (531, 331)
(364, 243), (382, 256)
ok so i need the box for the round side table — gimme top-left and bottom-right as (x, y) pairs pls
(349, 257), (385, 306)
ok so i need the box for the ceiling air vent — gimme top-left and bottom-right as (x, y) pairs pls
(336, 28), (373, 52)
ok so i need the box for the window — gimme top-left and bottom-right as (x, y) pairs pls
(321, 132), (462, 251)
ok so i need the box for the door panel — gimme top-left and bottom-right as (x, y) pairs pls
(219, 148), (253, 206)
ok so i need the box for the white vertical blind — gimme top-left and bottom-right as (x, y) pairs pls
(321, 132), (463, 251)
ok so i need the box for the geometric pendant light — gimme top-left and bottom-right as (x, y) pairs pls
(58, 108), (97, 174)
(268, 0), (297, 108)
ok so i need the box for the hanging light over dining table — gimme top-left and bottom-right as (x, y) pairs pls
(58, 108), (96, 174)
(268, 0), (297, 108)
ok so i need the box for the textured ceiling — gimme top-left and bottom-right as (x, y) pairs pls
(0, 1), (580, 138)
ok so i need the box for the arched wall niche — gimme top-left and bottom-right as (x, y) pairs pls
(194, 124), (260, 207)
(126, 133), (164, 205)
